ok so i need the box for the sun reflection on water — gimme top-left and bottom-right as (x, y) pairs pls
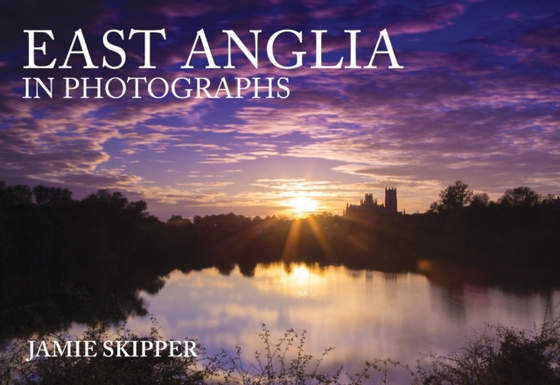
(291, 265), (310, 280)
(254, 263), (328, 300)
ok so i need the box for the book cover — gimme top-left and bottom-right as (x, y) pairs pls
(1, 1), (558, 384)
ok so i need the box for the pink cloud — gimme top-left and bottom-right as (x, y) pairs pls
(388, 4), (466, 35)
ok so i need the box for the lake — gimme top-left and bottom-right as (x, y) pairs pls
(115, 262), (560, 384)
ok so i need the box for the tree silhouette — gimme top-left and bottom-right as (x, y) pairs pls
(32, 185), (73, 206)
(0, 183), (32, 206)
(429, 180), (474, 212)
(470, 192), (490, 208)
(499, 186), (541, 206)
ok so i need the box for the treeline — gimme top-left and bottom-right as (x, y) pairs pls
(428, 181), (559, 212)
(419, 182), (560, 275)
(0, 183), (174, 338)
(358, 181), (560, 288)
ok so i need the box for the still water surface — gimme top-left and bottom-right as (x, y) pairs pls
(121, 263), (559, 383)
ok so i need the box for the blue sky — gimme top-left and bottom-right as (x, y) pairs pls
(1, 0), (558, 219)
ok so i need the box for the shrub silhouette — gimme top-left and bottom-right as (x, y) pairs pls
(1, 322), (407, 385)
(415, 311), (560, 385)
(1, 319), (216, 385)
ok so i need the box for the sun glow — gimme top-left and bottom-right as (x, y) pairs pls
(291, 265), (310, 280)
(289, 197), (318, 215)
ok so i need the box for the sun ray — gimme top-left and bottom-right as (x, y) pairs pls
(306, 215), (335, 260)
(281, 218), (302, 261)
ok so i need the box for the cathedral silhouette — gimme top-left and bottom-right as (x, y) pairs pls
(344, 188), (399, 219)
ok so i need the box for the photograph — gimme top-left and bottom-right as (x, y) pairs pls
(1, 0), (559, 384)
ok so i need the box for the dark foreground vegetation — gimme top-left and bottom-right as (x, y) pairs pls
(1, 181), (560, 338)
(1, 312), (559, 385)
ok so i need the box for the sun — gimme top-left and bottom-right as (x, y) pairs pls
(289, 197), (318, 215)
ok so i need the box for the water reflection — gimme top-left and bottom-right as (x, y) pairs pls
(122, 263), (559, 384)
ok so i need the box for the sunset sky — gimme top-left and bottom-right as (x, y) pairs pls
(1, 0), (558, 219)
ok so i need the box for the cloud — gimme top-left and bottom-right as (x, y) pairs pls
(198, 153), (258, 164)
(385, 4), (466, 35)
(175, 143), (231, 150)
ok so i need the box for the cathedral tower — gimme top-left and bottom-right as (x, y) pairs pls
(385, 188), (397, 213)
